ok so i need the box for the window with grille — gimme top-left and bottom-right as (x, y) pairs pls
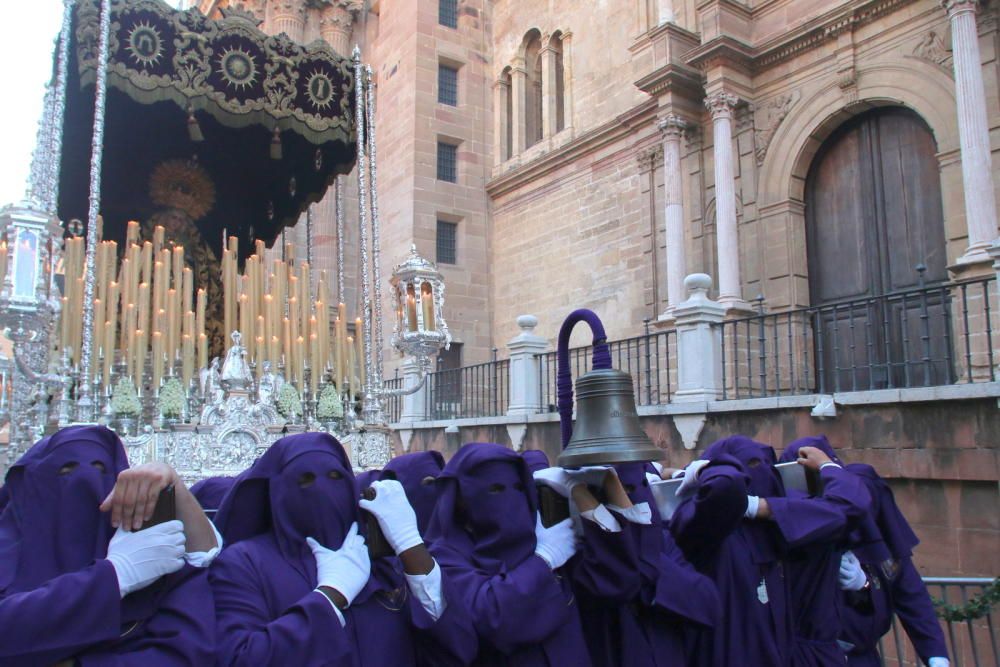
(436, 220), (457, 265)
(438, 64), (458, 106)
(439, 0), (458, 28)
(437, 141), (457, 182)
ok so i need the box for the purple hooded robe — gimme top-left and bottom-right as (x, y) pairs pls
(355, 469), (381, 494)
(209, 432), (464, 666)
(0, 425), (215, 666)
(424, 442), (592, 667)
(520, 450), (551, 474)
(777, 435), (872, 667)
(381, 451), (446, 536)
(838, 461), (948, 666)
(572, 461), (721, 667)
(190, 475), (235, 512)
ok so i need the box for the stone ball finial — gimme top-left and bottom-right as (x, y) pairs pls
(516, 314), (539, 332)
(684, 273), (713, 294)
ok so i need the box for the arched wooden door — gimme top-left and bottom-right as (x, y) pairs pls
(805, 107), (953, 390)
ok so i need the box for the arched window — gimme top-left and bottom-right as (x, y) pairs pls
(522, 30), (543, 149)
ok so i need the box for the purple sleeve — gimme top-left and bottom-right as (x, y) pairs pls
(441, 552), (573, 654)
(648, 544), (721, 628)
(209, 549), (352, 666)
(408, 564), (480, 666)
(77, 567), (216, 666)
(0, 561), (121, 662)
(569, 512), (641, 605)
(669, 461), (748, 562)
(768, 465), (871, 548)
(892, 558), (949, 662)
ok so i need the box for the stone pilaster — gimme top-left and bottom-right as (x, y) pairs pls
(319, 1), (359, 56)
(270, 0), (307, 40)
(494, 76), (511, 162)
(943, 0), (999, 265)
(658, 114), (688, 318)
(511, 58), (527, 156)
(705, 92), (748, 311)
(541, 43), (559, 138)
(658, 0), (675, 25)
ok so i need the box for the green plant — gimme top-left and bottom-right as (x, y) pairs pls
(276, 382), (302, 419)
(159, 377), (186, 418)
(316, 383), (344, 420)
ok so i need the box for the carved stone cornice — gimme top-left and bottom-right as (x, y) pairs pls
(635, 64), (704, 102)
(684, 36), (755, 74)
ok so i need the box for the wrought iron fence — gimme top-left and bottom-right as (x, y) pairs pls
(383, 375), (404, 423)
(716, 277), (997, 400)
(536, 324), (678, 413)
(878, 577), (998, 667)
(424, 357), (510, 420)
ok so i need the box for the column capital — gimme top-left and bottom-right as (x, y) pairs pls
(657, 114), (689, 139)
(272, 0), (308, 18)
(941, 0), (979, 17)
(705, 92), (740, 119)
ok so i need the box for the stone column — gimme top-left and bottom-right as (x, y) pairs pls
(673, 274), (726, 402)
(560, 32), (574, 134)
(494, 76), (510, 163)
(506, 315), (548, 416)
(658, 114), (688, 318)
(541, 43), (558, 138)
(319, 2), (356, 56)
(658, 0), (675, 24)
(943, 0), (999, 264)
(270, 0), (307, 40)
(511, 58), (527, 156)
(400, 357), (428, 422)
(706, 92), (747, 310)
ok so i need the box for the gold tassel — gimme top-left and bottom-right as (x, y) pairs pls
(270, 128), (282, 160)
(187, 107), (204, 142)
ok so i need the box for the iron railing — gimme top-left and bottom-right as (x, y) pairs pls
(423, 356), (510, 420)
(383, 375), (404, 423)
(716, 277), (997, 399)
(879, 577), (998, 667)
(535, 323), (678, 413)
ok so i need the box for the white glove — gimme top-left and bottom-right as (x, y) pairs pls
(533, 467), (581, 498)
(745, 495), (761, 519)
(106, 520), (186, 598)
(534, 515), (578, 570)
(839, 551), (867, 591)
(565, 465), (618, 489)
(308, 523), (371, 608)
(676, 459), (711, 497)
(928, 658), (950, 667)
(358, 479), (423, 554)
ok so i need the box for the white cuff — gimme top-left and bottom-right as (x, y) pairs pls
(651, 462), (663, 474)
(744, 495), (760, 519)
(607, 502), (652, 525)
(315, 589), (347, 627)
(580, 505), (622, 532)
(645, 472), (663, 485)
(404, 561), (447, 621)
(820, 462), (842, 470)
(927, 658), (949, 667)
(184, 522), (224, 568)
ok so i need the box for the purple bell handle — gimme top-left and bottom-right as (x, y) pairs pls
(556, 309), (611, 448)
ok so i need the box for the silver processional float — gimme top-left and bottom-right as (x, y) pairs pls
(0, 0), (449, 482)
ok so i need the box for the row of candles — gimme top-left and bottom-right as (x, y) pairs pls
(58, 221), (372, 399)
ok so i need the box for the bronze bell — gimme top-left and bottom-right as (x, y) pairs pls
(557, 367), (662, 467)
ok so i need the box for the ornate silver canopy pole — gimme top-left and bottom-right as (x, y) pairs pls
(365, 65), (385, 393)
(306, 205), (314, 267)
(351, 47), (375, 420)
(78, 0), (113, 421)
(335, 176), (345, 303)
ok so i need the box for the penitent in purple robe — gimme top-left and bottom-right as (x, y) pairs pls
(381, 451), (445, 536)
(572, 462), (721, 667)
(425, 442), (592, 667)
(0, 425), (215, 666)
(776, 436), (872, 667)
(210, 432), (466, 667)
(670, 436), (790, 667)
(355, 469), (381, 493)
(190, 475), (235, 511)
(839, 462), (948, 666)
(520, 450), (550, 474)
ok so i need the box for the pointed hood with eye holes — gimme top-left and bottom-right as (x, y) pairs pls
(215, 432), (385, 601)
(380, 451), (445, 535)
(703, 435), (784, 498)
(425, 442), (538, 574)
(0, 426), (126, 594)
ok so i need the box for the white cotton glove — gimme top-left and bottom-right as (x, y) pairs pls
(358, 479), (423, 554)
(105, 520), (186, 598)
(676, 459), (711, 498)
(745, 495), (761, 519)
(839, 551), (868, 591)
(928, 658), (950, 667)
(308, 523), (371, 608)
(534, 515), (578, 570)
(533, 467), (583, 498)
